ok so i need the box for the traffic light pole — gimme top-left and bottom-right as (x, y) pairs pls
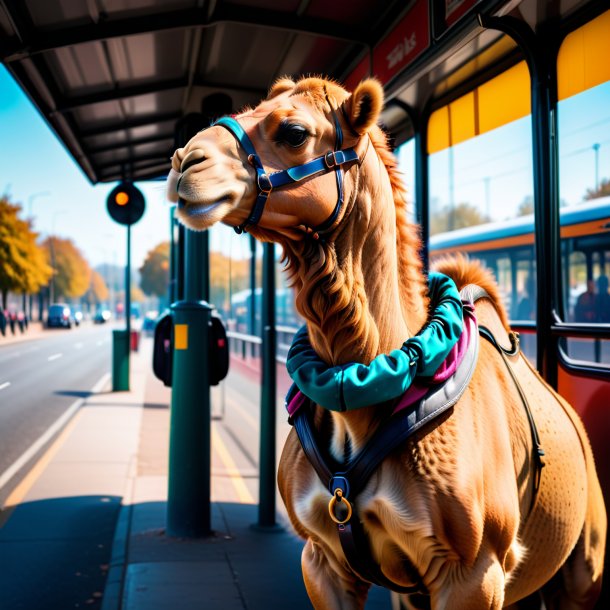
(112, 223), (132, 391)
(126, 224), (131, 350)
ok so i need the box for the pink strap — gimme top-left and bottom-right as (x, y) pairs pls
(392, 309), (477, 414)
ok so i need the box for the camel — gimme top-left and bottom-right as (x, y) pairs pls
(167, 75), (606, 610)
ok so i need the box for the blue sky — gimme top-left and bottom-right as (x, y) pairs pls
(0, 65), (170, 269)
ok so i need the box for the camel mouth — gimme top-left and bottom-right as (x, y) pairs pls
(175, 194), (235, 230)
(178, 195), (231, 218)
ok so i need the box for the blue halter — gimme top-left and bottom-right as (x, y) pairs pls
(212, 107), (360, 236)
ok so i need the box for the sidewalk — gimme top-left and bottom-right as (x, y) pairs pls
(0, 320), (46, 345)
(0, 336), (392, 610)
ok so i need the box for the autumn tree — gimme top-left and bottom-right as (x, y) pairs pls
(140, 241), (170, 297)
(0, 197), (53, 308)
(430, 202), (490, 235)
(88, 270), (109, 304)
(517, 196), (534, 216)
(42, 236), (91, 300)
(584, 177), (610, 200)
(210, 251), (250, 312)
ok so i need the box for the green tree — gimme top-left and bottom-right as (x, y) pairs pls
(584, 177), (610, 200)
(43, 236), (91, 300)
(430, 202), (490, 235)
(0, 196), (53, 308)
(140, 242), (170, 297)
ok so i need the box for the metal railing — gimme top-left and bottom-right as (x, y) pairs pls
(227, 325), (299, 365)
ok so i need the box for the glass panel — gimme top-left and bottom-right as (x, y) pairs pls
(428, 123), (534, 312)
(563, 338), (610, 366)
(557, 12), (610, 368)
(395, 138), (416, 223)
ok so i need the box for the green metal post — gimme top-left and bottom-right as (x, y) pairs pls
(167, 113), (213, 537)
(168, 206), (177, 305)
(249, 235), (256, 354)
(257, 241), (278, 528)
(167, 229), (212, 537)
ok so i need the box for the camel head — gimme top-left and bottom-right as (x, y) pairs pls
(167, 76), (384, 242)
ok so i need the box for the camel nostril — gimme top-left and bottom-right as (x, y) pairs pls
(181, 155), (206, 173)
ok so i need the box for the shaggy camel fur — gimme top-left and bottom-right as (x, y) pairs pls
(168, 76), (606, 610)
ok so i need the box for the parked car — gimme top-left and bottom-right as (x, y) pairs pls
(141, 311), (159, 335)
(47, 303), (75, 329)
(93, 309), (111, 324)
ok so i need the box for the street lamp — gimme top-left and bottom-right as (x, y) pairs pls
(28, 190), (51, 219)
(25, 191), (51, 320)
(593, 143), (600, 192)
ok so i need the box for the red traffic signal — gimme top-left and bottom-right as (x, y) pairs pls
(106, 182), (145, 225)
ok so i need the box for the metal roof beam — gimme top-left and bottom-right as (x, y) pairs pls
(99, 162), (170, 182)
(56, 78), (188, 112)
(79, 111), (182, 137)
(87, 132), (175, 154)
(57, 77), (266, 112)
(96, 152), (171, 171)
(0, 5), (365, 62)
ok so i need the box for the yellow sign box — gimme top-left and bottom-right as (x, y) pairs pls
(174, 324), (188, 350)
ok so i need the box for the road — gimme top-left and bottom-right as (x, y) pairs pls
(0, 323), (113, 506)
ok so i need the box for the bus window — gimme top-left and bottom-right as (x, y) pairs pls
(557, 9), (610, 367)
(427, 62), (536, 362)
(395, 138), (416, 223)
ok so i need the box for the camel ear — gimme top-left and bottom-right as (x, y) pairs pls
(347, 79), (384, 134)
(268, 77), (296, 99)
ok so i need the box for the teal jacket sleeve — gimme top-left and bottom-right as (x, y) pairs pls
(286, 272), (463, 411)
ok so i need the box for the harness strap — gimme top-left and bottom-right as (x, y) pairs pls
(291, 304), (479, 594)
(478, 324), (546, 517)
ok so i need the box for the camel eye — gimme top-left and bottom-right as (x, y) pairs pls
(277, 122), (309, 148)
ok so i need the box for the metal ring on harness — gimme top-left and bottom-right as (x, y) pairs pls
(328, 489), (353, 524)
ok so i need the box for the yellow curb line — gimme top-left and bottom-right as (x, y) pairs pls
(211, 424), (255, 504)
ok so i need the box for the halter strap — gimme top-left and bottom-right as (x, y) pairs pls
(212, 112), (359, 235)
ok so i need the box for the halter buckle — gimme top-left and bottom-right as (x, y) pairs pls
(257, 172), (273, 194)
(324, 150), (338, 169)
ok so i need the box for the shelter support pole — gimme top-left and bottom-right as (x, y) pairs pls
(168, 206), (177, 305)
(257, 241), (278, 529)
(249, 234), (257, 355)
(167, 114), (213, 537)
(478, 14), (560, 388)
(414, 107), (430, 273)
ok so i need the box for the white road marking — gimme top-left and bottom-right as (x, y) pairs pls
(0, 372), (110, 492)
(47, 353), (63, 362)
(0, 382), (10, 391)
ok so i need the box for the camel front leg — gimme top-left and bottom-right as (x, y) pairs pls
(429, 549), (506, 610)
(301, 539), (370, 610)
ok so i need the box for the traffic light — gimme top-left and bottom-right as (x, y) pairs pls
(106, 182), (145, 226)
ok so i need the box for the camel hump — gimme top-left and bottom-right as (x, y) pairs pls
(433, 253), (510, 330)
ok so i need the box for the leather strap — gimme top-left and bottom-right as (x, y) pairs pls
(211, 114), (358, 235)
(291, 306), (479, 594)
(478, 325), (545, 517)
